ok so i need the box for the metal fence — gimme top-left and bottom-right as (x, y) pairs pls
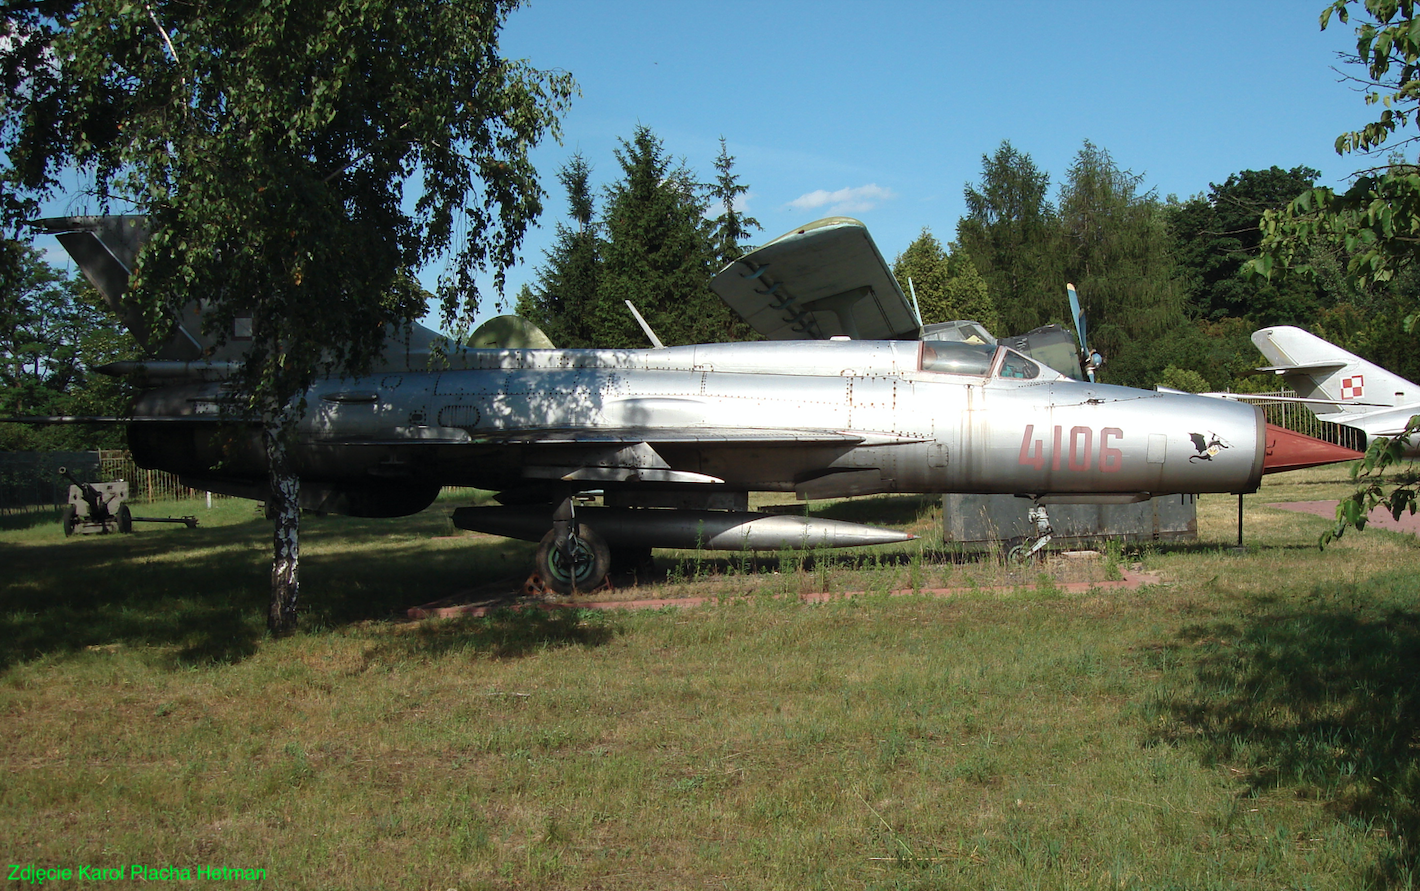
(0, 450), (217, 515)
(0, 451), (101, 515)
(1248, 389), (1368, 453)
(95, 451), (217, 504)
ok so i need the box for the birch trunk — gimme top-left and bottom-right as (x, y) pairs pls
(265, 409), (301, 635)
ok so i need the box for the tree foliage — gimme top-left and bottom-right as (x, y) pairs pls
(708, 136), (759, 267)
(523, 126), (754, 349)
(1169, 166), (1324, 323)
(955, 141), (1056, 335)
(1254, 1), (1420, 294)
(0, 242), (138, 449)
(1, 0), (573, 632)
(892, 228), (999, 333)
(1248, 0), (1420, 544)
(1056, 141), (1188, 359)
(518, 153), (600, 347)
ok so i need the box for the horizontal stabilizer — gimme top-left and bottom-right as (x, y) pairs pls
(1255, 362), (1347, 375)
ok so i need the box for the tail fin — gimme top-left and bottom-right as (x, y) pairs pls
(31, 215), (243, 363)
(1251, 325), (1417, 418)
(34, 215), (550, 377)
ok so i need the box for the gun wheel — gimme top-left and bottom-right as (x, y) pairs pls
(117, 504), (133, 534)
(535, 523), (611, 595)
(61, 505), (77, 537)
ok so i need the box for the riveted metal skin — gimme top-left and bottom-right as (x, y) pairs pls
(124, 338), (1268, 527)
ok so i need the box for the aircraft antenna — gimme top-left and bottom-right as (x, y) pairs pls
(907, 277), (924, 328)
(624, 300), (665, 349)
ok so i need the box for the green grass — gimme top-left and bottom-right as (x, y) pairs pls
(1, 470), (1419, 888)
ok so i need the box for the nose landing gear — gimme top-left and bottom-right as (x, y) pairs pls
(1007, 503), (1053, 564)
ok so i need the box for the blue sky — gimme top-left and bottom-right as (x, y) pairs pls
(463, 0), (1367, 326)
(35, 0), (1374, 334)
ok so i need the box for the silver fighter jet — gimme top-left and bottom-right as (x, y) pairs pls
(27, 216), (1347, 592)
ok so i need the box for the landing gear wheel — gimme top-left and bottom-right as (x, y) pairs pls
(61, 505), (77, 537)
(536, 523), (611, 595)
(1007, 542), (1030, 564)
(117, 504), (133, 534)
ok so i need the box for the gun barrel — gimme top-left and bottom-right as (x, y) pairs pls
(56, 466), (85, 488)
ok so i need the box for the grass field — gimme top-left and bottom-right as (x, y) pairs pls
(1, 469), (1418, 889)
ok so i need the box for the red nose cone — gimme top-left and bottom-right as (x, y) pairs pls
(1262, 423), (1364, 474)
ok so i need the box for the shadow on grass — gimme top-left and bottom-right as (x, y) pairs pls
(1148, 570), (1420, 885)
(0, 507), (63, 532)
(365, 607), (618, 665)
(0, 506), (546, 671)
(0, 518), (271, 670)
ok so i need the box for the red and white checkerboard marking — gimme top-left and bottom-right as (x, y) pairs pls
(1340, 375), (1364, 399)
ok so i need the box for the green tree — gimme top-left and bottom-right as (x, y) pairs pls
(1056, 141), (1189, 385)
(0, 243), (138, 450)
(955, 140), (1057, 335)
(1250, 0), (1420, 544)
(1254, 2), (1420, 293)
(1168, 166), (1324, 323)
(892, 228), (999, 333)
(519, 153), (601, 348)
(594, 126), (746, 347)
(1, 0), (573, 633)
(708, 136), (760, 267)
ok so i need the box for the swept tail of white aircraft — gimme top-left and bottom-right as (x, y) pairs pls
(1252, 325), (1420, 452)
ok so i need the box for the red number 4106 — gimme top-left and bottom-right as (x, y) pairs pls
(1018, 425), (1123, 473)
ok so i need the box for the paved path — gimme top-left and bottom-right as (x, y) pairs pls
(1267, 500), (1420, 536)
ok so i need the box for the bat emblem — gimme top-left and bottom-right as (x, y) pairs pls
(1189, 432), (1229, 463)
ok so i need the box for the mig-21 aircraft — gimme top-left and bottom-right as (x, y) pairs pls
(22, 215), (1359, 592)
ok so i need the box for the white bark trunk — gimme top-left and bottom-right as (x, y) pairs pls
(265, 407), (301, 634)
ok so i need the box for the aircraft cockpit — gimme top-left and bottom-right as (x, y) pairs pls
(994, 348), (1042, 380)
(918, 342), (1047, 381)
(919, 341), (995, 376)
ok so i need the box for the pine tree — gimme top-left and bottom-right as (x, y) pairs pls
(892, 228), (999, 333)
(595, 126), (745, 346)
(522, 153), (601, 347)
(955, 141), (1057, 334)
(1056, 141), (1187, 350)
(708, 137), (760, 267)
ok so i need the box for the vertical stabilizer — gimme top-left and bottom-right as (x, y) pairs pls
(34, 216), (155, 350)
(1252, 326), (1417, 419)
(32, 215), (220, 362)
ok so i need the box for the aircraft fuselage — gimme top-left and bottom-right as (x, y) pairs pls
(128, 339), (1267, 515)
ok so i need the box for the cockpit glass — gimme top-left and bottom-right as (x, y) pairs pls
(997, 349), (1040, 380)
(919, 342), (995, 376)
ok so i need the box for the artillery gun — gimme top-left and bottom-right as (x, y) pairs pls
(57, 467), (197, 536)
(59, 466), (131, 535)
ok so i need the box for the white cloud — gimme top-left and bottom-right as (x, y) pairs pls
(786, 183), (896, 215)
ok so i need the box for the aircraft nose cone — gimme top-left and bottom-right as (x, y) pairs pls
(1262, 423), (1364, 474)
